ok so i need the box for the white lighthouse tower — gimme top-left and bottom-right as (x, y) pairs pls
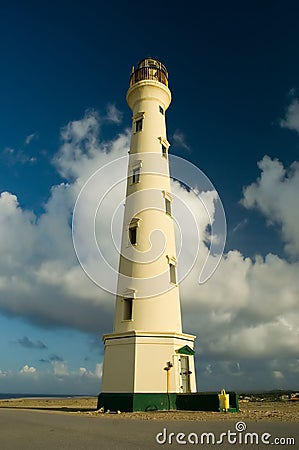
(98, 58), (197, 412)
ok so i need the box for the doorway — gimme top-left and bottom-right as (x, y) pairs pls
(180, 356), (191, 393)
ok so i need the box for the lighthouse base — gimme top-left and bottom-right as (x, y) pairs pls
(97, 392), (239, 412)
(100, 331), (197, 394)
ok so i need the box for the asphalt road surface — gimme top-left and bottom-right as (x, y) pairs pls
(0, 409), (298, 449)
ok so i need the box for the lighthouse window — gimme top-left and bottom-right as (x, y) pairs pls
(132, 167), (140, 184)
(123, 298), (133, 320)
(165, 198), (172, 216)
(135, 119), (143, 132)
(162, 144), (167, 158)
(129, 226), (137, 245)
(159, 105), (164, 115)
(169, 263), (177, 284)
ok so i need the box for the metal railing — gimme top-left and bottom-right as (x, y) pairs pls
(129, 66), (168, 87)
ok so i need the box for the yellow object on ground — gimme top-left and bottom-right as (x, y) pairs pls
(218, 389), (230, 411)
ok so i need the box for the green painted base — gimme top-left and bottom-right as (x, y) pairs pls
(97, 392), (176, 412)
(97, 392), (239, 413)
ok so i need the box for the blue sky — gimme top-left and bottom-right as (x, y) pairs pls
(0, 1), (299, 394)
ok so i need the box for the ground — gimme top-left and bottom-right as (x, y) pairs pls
(0, 397), (298, 423)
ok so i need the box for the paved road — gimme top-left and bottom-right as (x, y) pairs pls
(0, 409), (298, 449)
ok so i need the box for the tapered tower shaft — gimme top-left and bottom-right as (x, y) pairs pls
(113, 59), (182, 334)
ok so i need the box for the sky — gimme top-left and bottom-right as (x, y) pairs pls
(0, 0), (299, 394)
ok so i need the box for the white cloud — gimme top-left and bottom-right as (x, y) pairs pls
(55, 110), (100, 179)
(94, 363), (103, 378)
(51, 361), (69, 377)
(78, 364), (103, 379)
(280, 97), (299, 133)
(20, 365), (36, 374)
(105, 103), (123, 124)
(25, 132), (39, 145)
(54, 110), (129, 180)
(172, 129), (191, 152)
(183, 251), (299, 371)
(241, 155), (299, 257)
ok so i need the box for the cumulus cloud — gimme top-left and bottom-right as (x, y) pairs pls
(0, 109), (299, 390)
(184, 261), (299, 389)
(280, 97), (299, 133)
(54, 110), (129, 180)
(20, 365), (36, 374)
(183, 251), (299, 337)
(241, 156), (299, 257)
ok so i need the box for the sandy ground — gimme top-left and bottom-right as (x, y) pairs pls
(0, 397), (299, 423)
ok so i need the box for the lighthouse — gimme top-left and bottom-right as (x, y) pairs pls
(98, 58), (197, 412)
